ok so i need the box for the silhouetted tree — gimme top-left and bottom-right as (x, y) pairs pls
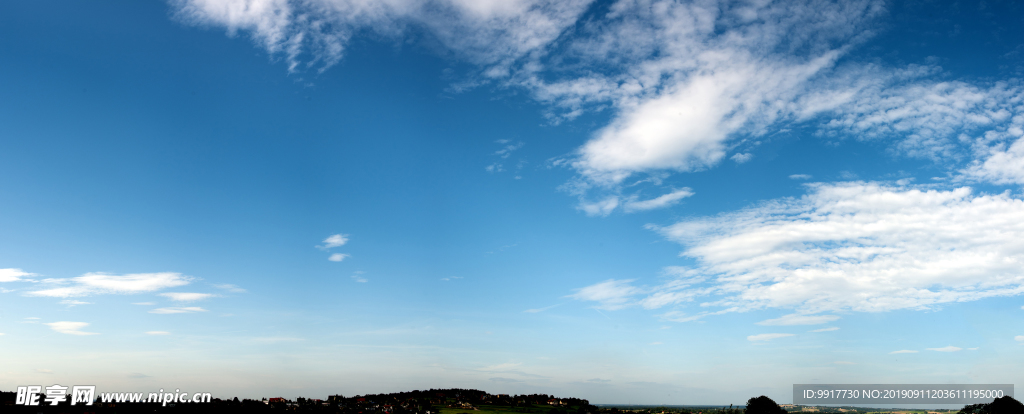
(958, 396), (1024, 414)
(745, 396), (786, 414)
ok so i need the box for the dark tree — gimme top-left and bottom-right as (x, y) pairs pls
(745, 396), (786, 414)
(959, 396), (1024, 414)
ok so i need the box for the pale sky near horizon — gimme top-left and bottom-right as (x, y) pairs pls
(2, 0), (1024, 405)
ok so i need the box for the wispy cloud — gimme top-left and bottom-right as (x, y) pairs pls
(328, 253), (350, 262)
(577, 196), (619, 217)
(45, 321), (98, 336)
(926, 346), (963, 352)
(351, 272), (368, 283)
(159, 292), (215, 302)
(149, 307), (208, 314)
(567, 279), (642, 310)
(757, 314), (839, 326)
(811, 327), (839, 332)
(789, 174), (812, 180)
(27, 273), (191, 298)
(1015, 336), (1024, 342)
(889, 350), (918, 354)
(747, 333), (795, 342)
(318, 234), (349, 249)
(623, 188), (695, 213)
(731, 153), (754, 164)
(145, 331), (170, 335)
(523, 304), (560, 313)
(59, 300), (91, 307)
(213, 283), (246, 293)
(173, 0), (592, 76)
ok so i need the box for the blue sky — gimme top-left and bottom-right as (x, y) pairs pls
(2, 0), (1024, 405)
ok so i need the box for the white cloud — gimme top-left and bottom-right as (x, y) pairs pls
(731, 153), (754, 164)
(318, 234), (349, 249)
(927, 346), (962, 352)
(523, 304), (559, 313)
(567, 279), (642, 310)
(757, 313), (839, 326)
(145, 331), (170, 335)
(747, 333), (794, 342)
(45, 321), (98, 336)
(623, 188), (695, 213)
(578, 196), (619, 217)
(963, 136), (1024, 185)
(811, 327), (839, 332)
(1015, 335), (1024, 342)
(149, 307), (208, 314)
(173, 0), (592, 75)
(132, 302), (155, 306)
(27, 273), (191, 298)
(889, 350), (918, 354)
(789, 174), (812, 180)
(214, 283), (247, 293)
(573, 183), (1024, 321)
(351, 273), (368, 283)
(328, 253), (350, 262)
(0, 268), (34, 282)
(59, 300), (91, 307)
(159, 292), (215, 302)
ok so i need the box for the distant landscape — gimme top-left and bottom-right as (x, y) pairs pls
(2, 389), (1019, 414)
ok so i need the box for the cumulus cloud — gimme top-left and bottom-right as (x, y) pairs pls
(45, 321), (98, 336)
(159, 292), (216, 302)
(573, 182), (1024, 320)
(0, 268), (34, 282)
(747, 333), (794, 342)
(27, 273), (191, 298)
(328, 253), (350, 262)
(149, 307), (208, 314)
